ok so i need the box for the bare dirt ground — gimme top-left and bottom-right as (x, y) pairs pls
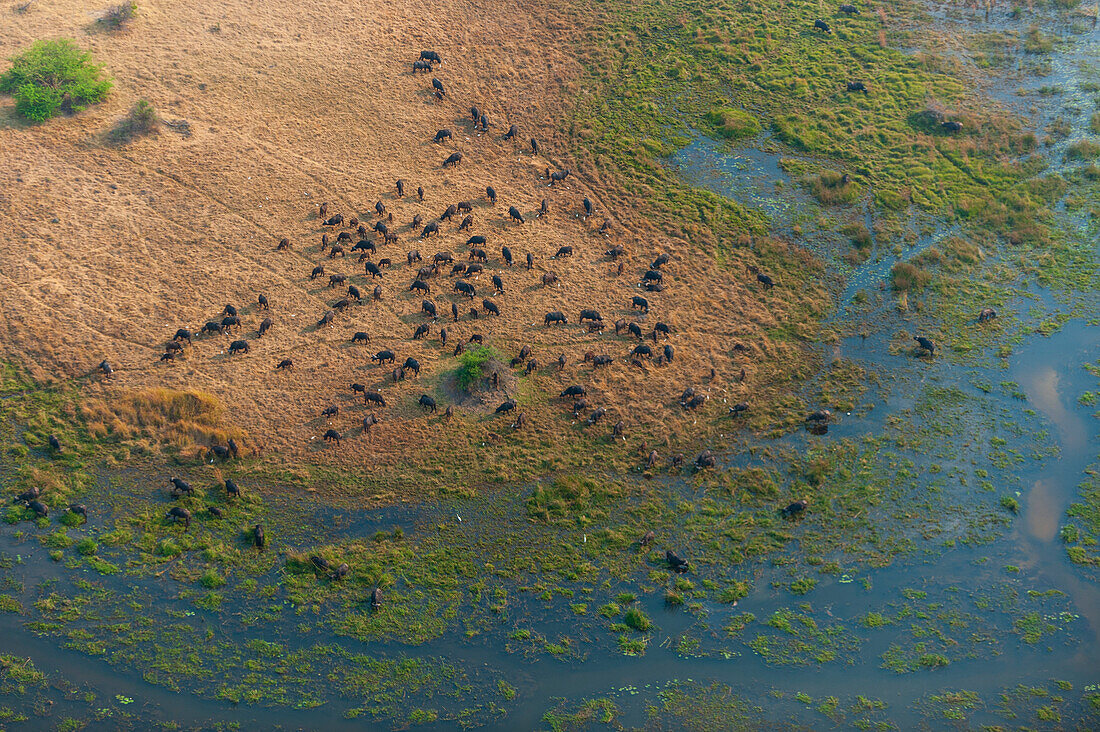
(0, 0), (809, 468)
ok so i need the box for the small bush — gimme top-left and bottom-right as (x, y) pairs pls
(455, 345), (496, 391)
(75, 538), (98, 555)
(109, 99), (158, 143)
(0, 39), (113, 122)
(1001, 495), (1020, 513)
(802, 170), (860, 205)
(705, 107), (761, 140)
(623, 607), (652, 632)
(199, 569), (226, 589)
(98, 2), (136, 30)
(1065, 139), (1100, 161)
(890, 262), (932, 292)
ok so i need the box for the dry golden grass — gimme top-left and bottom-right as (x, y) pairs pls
(0, 0), (819, 472)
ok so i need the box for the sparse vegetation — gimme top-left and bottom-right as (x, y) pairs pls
(109, 99), (158, 143)
(97, 2), (136, 30)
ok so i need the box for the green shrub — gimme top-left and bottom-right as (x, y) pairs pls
(199, 569), (226, 589)
(75, 538), (97, 556)
(455, 345), (496, 391)
(109, 99), (158, 143)
(0, 39), (113, 121)
(1000, 495), (1020, 513)
(623, 607), (652, 632)
(705, 107), (761, 140)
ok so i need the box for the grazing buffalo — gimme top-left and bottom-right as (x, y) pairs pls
(418, 394), (437, 413)
(454, 280), (475, 298)
(642, 269), (663, 284)
(663, 344), (674, 362)
(526, 252), (534, 270)
(323, 429), (341, 445)
(914, 336), (935, 356)
(221, 315), (241, 331)
(328, 273), (346, 288)
(470, 105), (481, 123)
(555, 245), (573, 258)
(495, 400), (516, 414)
(757, 273), (775, 289)
(607, 244), (626, 259)
(324, 214), (345, 227)
(411, 279), (431, 296)
(491, 275), (505, 294)
(632, 344), (653, 359)
(628, 322), (643, 339)
(561, 385), (586, 399)
(541, 272), (559, 287)
(420, 300), (438, 319)
(228, 340), (250, 355)
(978, 307), (997, 323)
(413, 59), (431, 72)
(259, 317), (273, 337)
(364, 392), (386, 407)
(166, 506), (191, 530)
(583, 198), (593, 217)
(224, 479), (241, 498)
(469, 248), (487, 262)
(333, 298), (351, 313)
(458, 215), (474, 231)
(371, 587), (383, 610)
(587, 407), (606, 425)
(311, 265), (325, 281)
(318, 310), (335, 328)
(201, 321), (226, 336)
(652, 322), (670, 339)
(631, 296), (649, 313)
(508, 206), (525, 224)
(549, 169), (570, 185)
(404, 357), (421, 375)
(322, 405), (339, 417)
(253, 524), (266, 549)
(278, 237), (292, 250)
(372, 350), (396, 364)
(174, 328), (192, 345)
(781, 499), (810, 518)
(683, 395), (706, 410)
(169, 477), (194, 497)
(839, 3), (859, 13)
(483, 299), (500, 316)
(418, 186), (425, 201)
(806, 409), (832, 423)
(275, 358), (293, 370)
(846, 80), (868, 93)
(729, 402), (749, 416)
(422, 222), (440, 238)
(347, 285), (362, 302)
(373, 285), (383, 301)
(666, 550), (689, 573)
(407, 249), (423, 265)
(504, 124), (518, 140)
(363, 413), (380, 432)
(544, 311), (567, 326)
(420, 50), (441, 64)
(942, 120), (963, 133)
(432, 77), (445, 95)
(579, 309), (602, 323)
(814, 19), (831, 32)
(443, 152), (463, 168)
(364, 261), (382, 279)
(695, 450), (716, 469)
(441, 204), (458, 221)
(651, 253), (670, 269)
(479, 113), (489, 131)
(413, 323), (430, 340)
(351, 331), (372, 345)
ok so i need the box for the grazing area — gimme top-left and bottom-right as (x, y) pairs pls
(0, 0), (1099, 728)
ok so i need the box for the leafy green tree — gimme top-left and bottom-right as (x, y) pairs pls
(0, 39), (113, 121)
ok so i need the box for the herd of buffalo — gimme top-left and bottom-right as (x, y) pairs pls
(22, 33), (997, 586)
